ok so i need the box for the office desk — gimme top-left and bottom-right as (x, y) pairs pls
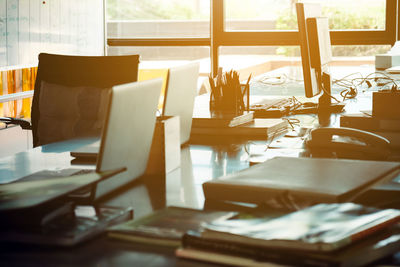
(0, 138), (259, 266)
(2, 65), (400, 266)
(2, 137), (400, 266)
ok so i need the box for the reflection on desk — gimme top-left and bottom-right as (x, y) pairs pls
(0, 137), (260, 266)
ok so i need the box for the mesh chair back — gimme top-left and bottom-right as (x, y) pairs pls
(32, 53), (140, 147)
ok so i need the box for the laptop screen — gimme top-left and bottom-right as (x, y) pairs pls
(97, 79), (163, 180)
(162, 62), (200, 144)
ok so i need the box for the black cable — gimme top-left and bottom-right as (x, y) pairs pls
(340, 87), (357, 101)
(321, 82), (341, 103)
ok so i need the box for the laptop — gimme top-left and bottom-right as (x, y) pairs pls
(16, 79), (163, 196)
(162, 62), (200, 144)
(71, 61), (200, 161)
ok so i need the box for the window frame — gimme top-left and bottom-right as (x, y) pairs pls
(107, 0), (398, 77)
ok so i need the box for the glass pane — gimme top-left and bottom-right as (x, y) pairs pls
(225, 0), (292, 31)
(319, 0), (385, 30)
(219, 46), (298, 72)
(219, 46), (301, 96)
(225, 0), (386, 31)
(219, 45), (386, 97)
(332, 45), (390, 57)
(107, 0), (210, 38)
(107, 46), (210, 93)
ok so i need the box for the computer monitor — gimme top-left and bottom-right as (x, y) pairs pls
(296, 2), (322, 98)
(296, 3), (344, 113)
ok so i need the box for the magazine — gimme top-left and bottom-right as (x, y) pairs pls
(201, 203), (400, 252)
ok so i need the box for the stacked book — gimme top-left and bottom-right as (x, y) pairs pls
(192, 110), (255, 128)
(191, 117), (288, 139)
(176, 203), (400, 267)
(105, 203), (400, 266)
(107, 206), (236, 247)
(191, 93), (289, 140)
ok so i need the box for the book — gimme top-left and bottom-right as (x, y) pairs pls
(177, 246), (283, 267)
(202, 157), (400, 207)
(191, 118), (288, 138)
(192, 111), (254, 128)
(354, 180), (400, 208)
(192, 93), (254, 127)
(107, 206), (236, 247)
(177, 225), (400, 267)
(200, 203), (400, 252)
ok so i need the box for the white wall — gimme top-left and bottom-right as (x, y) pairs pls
(0, 0), (105, 68)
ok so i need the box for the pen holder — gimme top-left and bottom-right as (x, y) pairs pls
(209, 71), (250, 117)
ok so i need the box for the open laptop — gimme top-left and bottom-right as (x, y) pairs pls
(71, 61), (200, 161)
(17, 79), (163, 195)
(162, 62), (200, 144)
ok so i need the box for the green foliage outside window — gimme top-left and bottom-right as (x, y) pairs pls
(276, 6), (389, 57)
(107, 0), (207, 20)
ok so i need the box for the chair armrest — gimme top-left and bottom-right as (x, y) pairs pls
(0, 117), (32, 130)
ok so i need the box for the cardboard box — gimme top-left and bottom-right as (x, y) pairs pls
(373, 91), (400, 119)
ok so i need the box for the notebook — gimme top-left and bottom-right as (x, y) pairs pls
(203, 157), (400, 208)
(15, 79), (163, 197)
(162, 62), (200, 144)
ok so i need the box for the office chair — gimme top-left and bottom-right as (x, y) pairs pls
(0, 53), (140, 147)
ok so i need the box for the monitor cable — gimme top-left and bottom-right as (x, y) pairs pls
(333, 71), (400, 101)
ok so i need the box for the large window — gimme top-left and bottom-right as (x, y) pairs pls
(225, 0), (297, 31)
(107, 0), (210, 38)
(107, 0), (210, 64)
(225, 0), (386, 31)
(107, 0), (397, 76)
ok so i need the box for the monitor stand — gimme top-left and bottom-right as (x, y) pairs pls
(317, 73), (345, 126)
(317, 72), (345, 114)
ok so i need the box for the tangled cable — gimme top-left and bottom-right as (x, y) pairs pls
(333, 71), (400, 101)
